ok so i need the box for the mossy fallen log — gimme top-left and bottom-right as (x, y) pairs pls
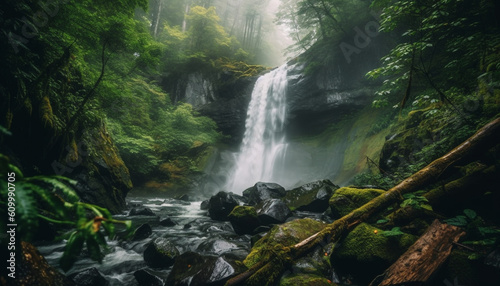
(389, 164), (498, 225)
(225, 117), (500, 286)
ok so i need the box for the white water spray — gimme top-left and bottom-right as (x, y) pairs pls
(226, 64), (289, 193)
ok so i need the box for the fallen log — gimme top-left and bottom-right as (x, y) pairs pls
(389, 164), (498, 225)
(225, 117), (500, 286)
(369, 219), (466, 286)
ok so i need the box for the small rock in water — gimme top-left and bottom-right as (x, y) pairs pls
(175, 194), (191, 201)
(69, 267), (108, 286)
(129, 207), (156, 216)
(200, 199), (209, 210)
(144, 237), (180, 268)
(132, 223), (153, 241)
(134, 269), (164, 286)
(159, 217), (177, 227)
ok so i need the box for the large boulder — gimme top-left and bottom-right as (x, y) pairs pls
(331, 223), (416, 284)
(255, 199), (292, 225)
(207, 191), (239, 221)
(243, 182), (286, 205)
(69, 268), (108, 286)
(329, 187), (385, 218)
(283, 179), (339, 212)
(228, 206), (261, 235)
(143, 238), (180, 268)
(244, 218), (327, 268)
(166, 252), (245, 286)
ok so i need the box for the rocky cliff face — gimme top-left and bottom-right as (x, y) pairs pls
(72, 123), (133, 213)
(285, 38), (388, 137)
(171, 70), (260, 145)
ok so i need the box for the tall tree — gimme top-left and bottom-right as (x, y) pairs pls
(367, 0), (500, 108)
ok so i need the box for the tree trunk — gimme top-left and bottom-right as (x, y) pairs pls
(225, 117), (500, 286)
(370, 220), (466, 286)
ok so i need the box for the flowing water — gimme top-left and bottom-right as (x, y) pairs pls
(37, 195), (326, 285)
(37, 196), (251, 285)
(225, 64), (289, 193)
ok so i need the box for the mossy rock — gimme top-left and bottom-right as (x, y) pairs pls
(244, 218), (327, 268)
(12, 242), (75, 286)
(291, 244), (334, 277)
(331, 223), (417, 284)
(280, 274), (336, 286)
(143, 237), (180, 268)
(283, 180), (338, 212)
(328, 187), (385, 218)
(435, 249), (480, 285)
(228, 206), (260, 235)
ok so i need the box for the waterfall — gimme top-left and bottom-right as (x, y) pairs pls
(226, 64), (288, 193)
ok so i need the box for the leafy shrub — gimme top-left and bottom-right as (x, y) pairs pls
(0, 154), (132, 271)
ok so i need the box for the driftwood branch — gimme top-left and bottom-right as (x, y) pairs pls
(225, 117), (500, 286)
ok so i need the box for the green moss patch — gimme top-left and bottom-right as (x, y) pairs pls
(332, 223), (417, 284)
(243, 218), (327, 268)
(280, 274), (335, 286)
(329, 187), (385, 218)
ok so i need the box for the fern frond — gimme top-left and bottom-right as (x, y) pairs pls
(11, 182), (38, 240)
(27, 176), (80, 203)
(23, 181), (67, 218)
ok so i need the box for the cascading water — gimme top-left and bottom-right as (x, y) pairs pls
(226, 64), (289, 193)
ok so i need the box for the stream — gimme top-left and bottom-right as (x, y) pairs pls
(36, 194), (327, 285)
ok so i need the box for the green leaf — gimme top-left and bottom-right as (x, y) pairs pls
(60, 231), (85, 272)
(478, 227), (500, 236)
(377, 219), (389, 224)
(101, 221), (115, 239)
(463, 238), (497, 246)
(421, 204), (433, 211)
(0, 124), (12, 136)
(8, 164), (24, 179)
(444, 216), (468, 227)
(9, 182), (38, 240)
(27, 176), (80, 203)
(381, 227), (405, 237)
(463, 209), (477, 220)
(86, 236), (104, 263)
